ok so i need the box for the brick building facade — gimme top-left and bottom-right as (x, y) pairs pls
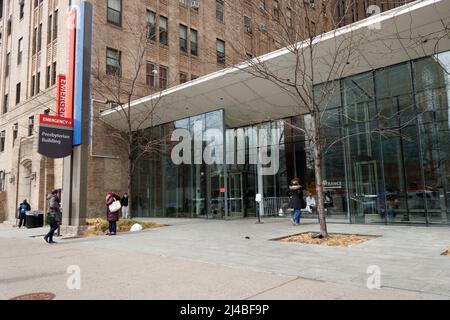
(0, 0), (413, 222)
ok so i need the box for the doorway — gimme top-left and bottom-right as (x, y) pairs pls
(227, 173), (243, 218)
(353, 161), (382, 223)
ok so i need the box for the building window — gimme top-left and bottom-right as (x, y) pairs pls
(53, 10), (58, 40)
(159, 65), (168, 89)
(52, 62), (57, 86)
(146, 10), (156, 41)
(37, 23), (42, 52)
(7, 15), (12, 36)
(16, 83), (21, 105)
(18, 38), (23, 65)
(179, 24), (187, 53)
(216, 0), (224, 22)
(46, 65), (51, 89)
(2, 94), (8, 114)
(36, 72), (41, 94)
(190, 29), (198, 56)
(244, 16), (252, 33)
(5, 53), (10, 77)
(273, 0), (280, 20)
(258, 0), (265, 10)
(0, 171), (5, 191)
(107, 0), (122, 26)
(216, 39), (225, 65)
(106, 48), (121, 76)
(179, 0), (187, 6)
(13, 123), (18, 145)
(20, 1), (25, 20)
(32, 27), (37, 55)
(159, 16), (168, 45)
(180, 72), (188, 84)
(286, 7), (292, 27)
(0, 131), (5, 152)
(146, 62), (156, 87)
(31, 75), (35, 96)
(28, 116), (35, 137)
(191, 74), (198, 81)
(48, 14), (53, 44)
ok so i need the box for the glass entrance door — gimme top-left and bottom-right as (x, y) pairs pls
(353, 161), (382, 223)
(228, 173), (244, 218)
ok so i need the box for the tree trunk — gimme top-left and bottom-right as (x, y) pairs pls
(312, 115), (329, 238)
(128, 153), (133, 220)
(314, 150), (328, 238)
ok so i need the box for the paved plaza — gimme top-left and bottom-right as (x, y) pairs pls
(1, 218), (449, 300)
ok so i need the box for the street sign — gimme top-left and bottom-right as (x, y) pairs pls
(37, 115), (74, 158)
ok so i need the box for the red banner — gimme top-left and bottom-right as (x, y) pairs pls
(66, 9), (77, 120)
(56, 75), (67, 118)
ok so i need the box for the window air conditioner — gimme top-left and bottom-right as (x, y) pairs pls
(259, 24), (267, 33)
(109, 102), (120, 110)
(28, 118), (34, 125)
(12, 124), (18, 131)
(305, 0), (315, 8)
(0, 132), (5, 138)
(191, 0), (199, 9)
(257, 3), (264, 10)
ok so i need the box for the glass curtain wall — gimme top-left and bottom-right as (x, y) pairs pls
(323, 51), (450, 225)
(132, 109), (225, 218)
(132, 51), (450, 225)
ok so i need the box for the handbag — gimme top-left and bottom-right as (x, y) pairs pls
(109, 200), (122, 213)
(46, 213), (56, 225)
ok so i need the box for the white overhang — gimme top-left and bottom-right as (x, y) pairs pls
(100, 0), (450, 131)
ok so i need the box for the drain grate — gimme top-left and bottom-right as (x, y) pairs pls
(10, 292), (56, 300)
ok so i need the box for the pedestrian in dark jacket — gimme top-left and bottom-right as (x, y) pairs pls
(44, 190), (62, 244)
(287, 178), (306, 225)
(18, 200), (31, 228)
(120, 194), (129, 219)
(106, 192), (121, 236)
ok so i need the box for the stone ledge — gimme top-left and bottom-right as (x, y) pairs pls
(59, 225), (88, 237)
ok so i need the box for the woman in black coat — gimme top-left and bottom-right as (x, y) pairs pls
(287, 178), (306, 225)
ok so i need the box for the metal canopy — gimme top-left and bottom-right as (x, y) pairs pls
(100, 0), (450, 131)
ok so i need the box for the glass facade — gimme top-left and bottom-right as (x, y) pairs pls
(132, 51), (450, 225)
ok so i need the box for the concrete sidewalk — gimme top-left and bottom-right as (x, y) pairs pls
(0, 218), (449, 300)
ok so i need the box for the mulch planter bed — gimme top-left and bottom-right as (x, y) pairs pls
(274, 232), (379, 247)
(83, 218), (166, 237)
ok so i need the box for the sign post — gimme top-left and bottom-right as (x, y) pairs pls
(61, 1), (93, 235)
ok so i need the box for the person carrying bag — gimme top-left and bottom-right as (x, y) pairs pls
(106, 192), (121, 236)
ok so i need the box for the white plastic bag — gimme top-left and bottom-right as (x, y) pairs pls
(130, 224), (143, 232)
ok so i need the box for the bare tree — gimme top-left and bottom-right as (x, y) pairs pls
(221, 0), (449, 236)
(91, 12), (175, 219)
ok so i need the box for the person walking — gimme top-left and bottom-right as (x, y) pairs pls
(287, 178), (306, 225)
(17, 200), (31, 229)
(106, 192), (121, 236)
(120, 193), (129, 220)
(387, 193), (398, 221)
(44, 190), (62, 244)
